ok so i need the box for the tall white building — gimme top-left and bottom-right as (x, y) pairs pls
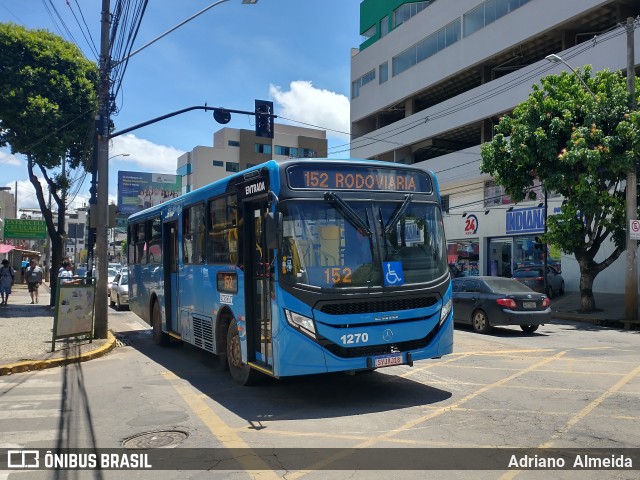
(178, 124), (328, 192)
(350, 0), (640, 294)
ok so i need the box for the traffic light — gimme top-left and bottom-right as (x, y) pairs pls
(255, 99), (274, 138)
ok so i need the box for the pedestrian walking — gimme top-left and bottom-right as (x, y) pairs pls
(0, 259), (16, 306)
(25, 258), (43, 304)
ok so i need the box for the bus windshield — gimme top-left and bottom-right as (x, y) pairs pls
(280, 198), (447, 288)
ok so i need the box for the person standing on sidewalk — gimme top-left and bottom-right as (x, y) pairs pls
(0, 259), (15, 306)
(25, 258), (43, 304)
(59, 261), (82, 285)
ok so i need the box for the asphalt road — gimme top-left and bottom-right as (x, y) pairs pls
(1, 311), (639, 480)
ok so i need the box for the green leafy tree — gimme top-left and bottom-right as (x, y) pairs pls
(0, 23), (98, 305)
(481, 67), (640, 312)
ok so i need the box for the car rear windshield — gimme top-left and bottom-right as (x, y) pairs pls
(484, 277), (537, 293)
(513, 269), (543, 278)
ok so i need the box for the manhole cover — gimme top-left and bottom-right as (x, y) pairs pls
(122, 430), (188, 449)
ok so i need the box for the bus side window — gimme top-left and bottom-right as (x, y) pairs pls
(128, 224), (136, 264)
(182, 203), (206, 265)
(193, 204), (206, 264)
(183, 207), (192, 264)
(148, 217), (162, 264)
(207, 196), (243, 266)
(136, 223), (147, 264)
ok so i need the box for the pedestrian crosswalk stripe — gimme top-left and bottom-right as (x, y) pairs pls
(0, 429), (59, 444)
(0, 394), (62, 402)
(0, 409), (60, 419)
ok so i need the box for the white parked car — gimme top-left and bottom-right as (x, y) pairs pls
(109, 272), (129, 310)
(106, 268), (118, 296)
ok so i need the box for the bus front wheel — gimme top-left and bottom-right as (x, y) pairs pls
(227, 319), (259, 385)
(152, 300), (169, 346)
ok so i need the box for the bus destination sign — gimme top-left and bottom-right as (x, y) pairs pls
(287, 165), (432, 193)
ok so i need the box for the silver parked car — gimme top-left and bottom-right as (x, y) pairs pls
(109, 272), (129, 310)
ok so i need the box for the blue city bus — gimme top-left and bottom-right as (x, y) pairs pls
(127, 159), (453, 384)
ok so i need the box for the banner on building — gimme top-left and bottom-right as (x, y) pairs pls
(117, 171), (181, 216)
(3, 219), (47, 239)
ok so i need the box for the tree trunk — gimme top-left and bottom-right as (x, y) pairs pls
(579, 270), (597, 313)
(49, 239), (64, 307)
(25, 154), (66, 307)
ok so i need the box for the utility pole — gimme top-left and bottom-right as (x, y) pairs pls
(94, 0), (111, 339)
(625, 17), (638, 324)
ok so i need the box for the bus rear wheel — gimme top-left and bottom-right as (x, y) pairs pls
(227, 319), (259, 385)
(152, 300), (169, 346)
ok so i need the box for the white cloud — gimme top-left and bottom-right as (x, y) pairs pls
(14, 178), (88, 213)
(0, 151), (23, 167)
(14, 178), (47, 211)
(269, 81), (351, 142)
(110, 134), (185, 173)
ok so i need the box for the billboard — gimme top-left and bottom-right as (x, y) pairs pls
(117, 171), (181, 215)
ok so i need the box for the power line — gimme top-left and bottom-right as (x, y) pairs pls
(65, 0), (99, 60)
(307, 24), (633, 159)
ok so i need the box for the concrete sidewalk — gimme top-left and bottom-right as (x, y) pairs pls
(0, 283), (636, 376)
(551, 290), (639, 329)
(0, 282), (116, 375)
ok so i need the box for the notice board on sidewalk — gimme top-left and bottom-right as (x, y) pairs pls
(52, 278), (96, 351)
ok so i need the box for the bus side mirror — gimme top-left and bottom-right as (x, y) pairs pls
(265, 212), (281, 249)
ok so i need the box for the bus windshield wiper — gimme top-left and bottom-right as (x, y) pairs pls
(384, 194), (413, 235)
(324, 192), (372, 237)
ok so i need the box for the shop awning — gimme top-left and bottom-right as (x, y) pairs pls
(0, 244), (15, 254)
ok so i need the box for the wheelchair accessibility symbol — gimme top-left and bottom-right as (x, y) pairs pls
(383, 261), (405, 287)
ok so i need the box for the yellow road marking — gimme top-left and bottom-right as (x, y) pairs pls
(398, 352), (472, 379)
(499, 362), (640, 480)
(286, 351), (568, 479)
(539, 363), (640, 448)
(161, 371), (281, 479)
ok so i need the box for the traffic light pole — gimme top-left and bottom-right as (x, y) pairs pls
(89, 0), (266, 341)
(109, 105), (274, 138)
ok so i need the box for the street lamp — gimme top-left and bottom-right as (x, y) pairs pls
(109, 153), (130, 160)
(546, 48), (637, 320)
(545, 54), (600, 99)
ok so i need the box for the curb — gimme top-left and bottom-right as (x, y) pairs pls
(553, 313), (607, 325)
(553, 313), (639, 330)
(0, 330), (117, 376)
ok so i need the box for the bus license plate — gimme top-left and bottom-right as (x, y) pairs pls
(523, 301), (536, 309)
(374, 354), (403, 368)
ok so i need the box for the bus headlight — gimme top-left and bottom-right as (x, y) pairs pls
(440, 297), (452, 326)
(284, 309), (317, 339)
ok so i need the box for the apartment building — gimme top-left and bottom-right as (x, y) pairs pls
(178, 124), (328, 192)
(350, 0), (640, 294)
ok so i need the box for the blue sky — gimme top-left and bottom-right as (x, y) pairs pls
(0, 0), (362, 211)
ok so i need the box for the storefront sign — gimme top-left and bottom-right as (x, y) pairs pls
(464, 214), (478, 235)
(506, 206), (545, 234)
(3, 219), (47, 239)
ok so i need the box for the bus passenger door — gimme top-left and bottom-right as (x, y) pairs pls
(244, 200), (273, 371)
(163, 220), (178, 332)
